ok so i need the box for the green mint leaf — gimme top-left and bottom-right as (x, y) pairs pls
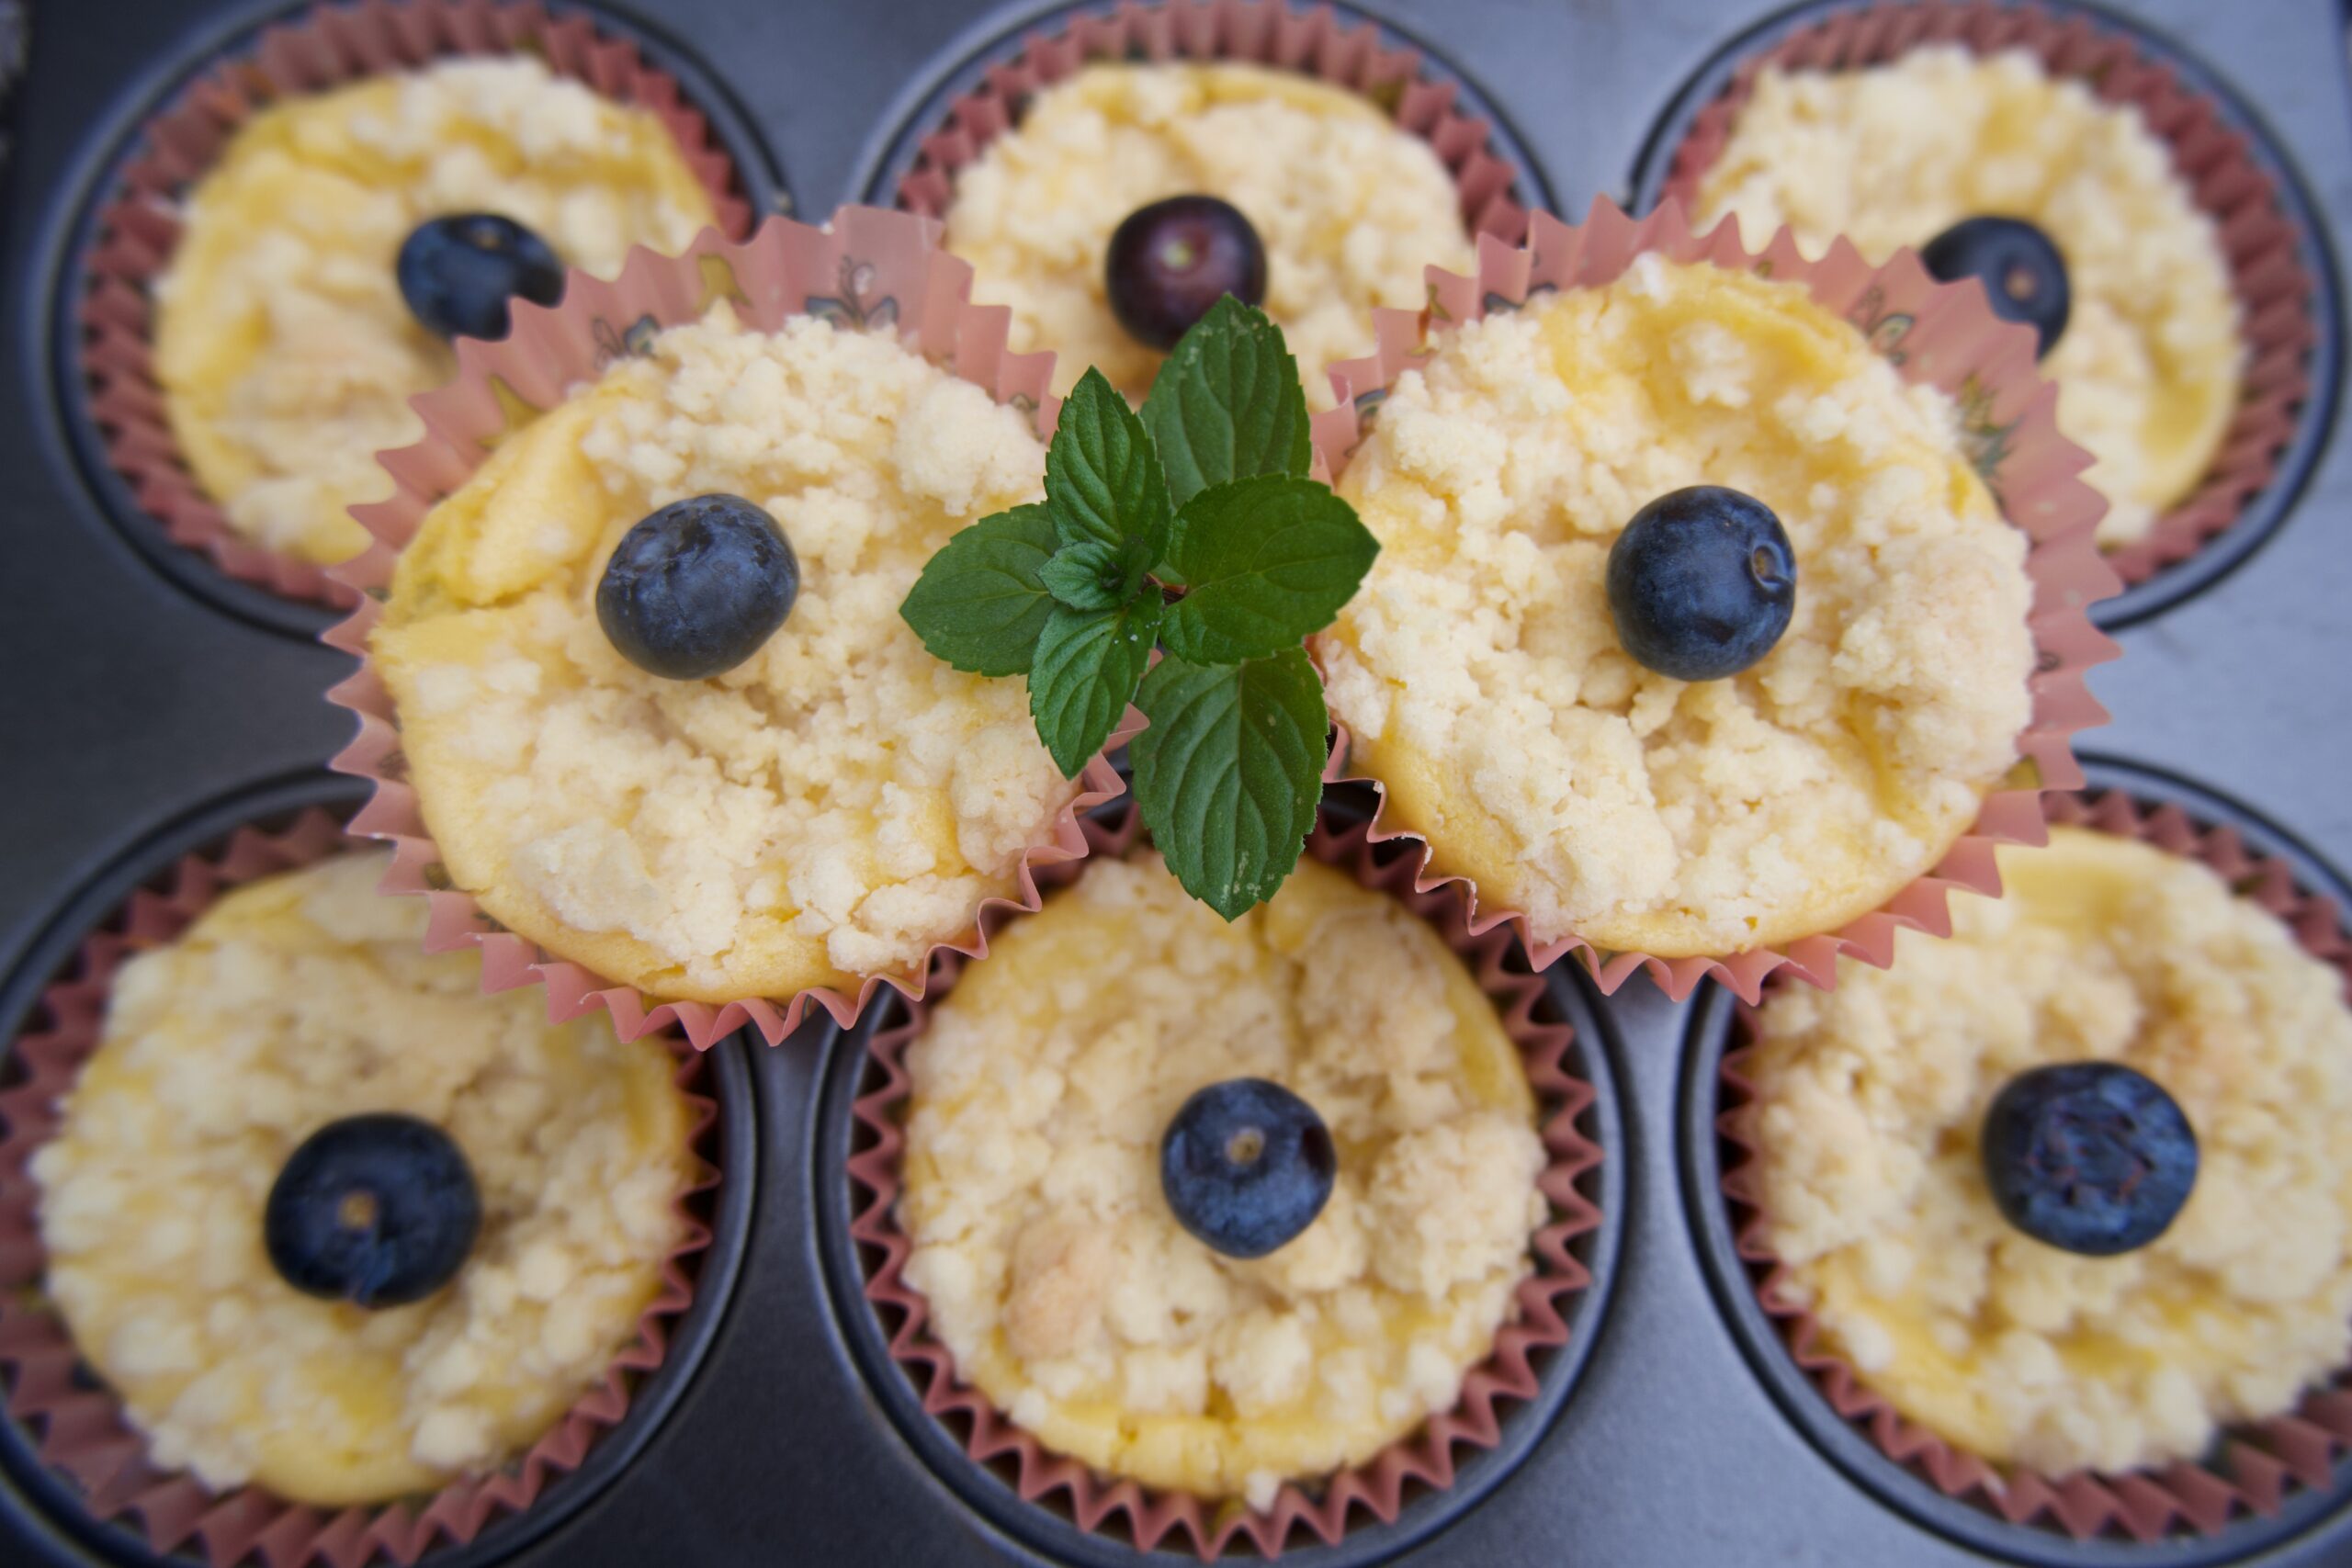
(1142, 296), (1313, 514)
(1160, 475), (1380, 664)
(1046, 367), (1171, 574)
(1039, 539), (1134, 612)
(899, 503), (1061, 676)
(1029, 594), (1162, 778)
(1131, 647), (1329, 919)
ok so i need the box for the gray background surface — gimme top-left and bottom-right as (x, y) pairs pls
(0, 0), (2346, 1563)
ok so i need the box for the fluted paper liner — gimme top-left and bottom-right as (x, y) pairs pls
(1657, 0), (2321, 590)
(1718, 787), (2352, 1542)
(78, 0), (757, 610)
(895, 0), (1531, 253)
(847, 809), (1604, 1558)
(1308, 197), (2120, 1005)
(324, 205), (1134, 1050)
(0, 808), (723, 1568)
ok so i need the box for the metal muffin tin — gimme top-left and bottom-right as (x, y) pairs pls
(2, 0), (2348, 1563)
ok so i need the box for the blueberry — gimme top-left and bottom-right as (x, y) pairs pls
(1104, 195), (1268, 352)
(596, 493), (800, 680)
(1982, 1063), (2199, 1257)
(1159, 1077), (1335, 1259)
(1920, 216), (2071, 358)
(265, 1113), (481, 1308)
(1605, 485), (1795, 682)
(397, 213), (565, 342)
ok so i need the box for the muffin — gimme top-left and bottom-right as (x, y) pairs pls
(28, 849), (696, 1510)
(1315, 248), (2038, 967)
(893, 847), (1549, 1512)
(153, 54), (719, 568)
(368, 295), (1076, 1012)
(1687, 44), (2243, 550)
(940, 61), (1475, 405)
(1740, 826), (2352, 1482)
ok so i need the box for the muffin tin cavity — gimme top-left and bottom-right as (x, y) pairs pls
(814, 798), (1624, 1565)
(0, 771), (756, 1568)
(1628, 0), (2343, 633)
(1679, 755), (2352, 1565)
(47, 0), (791, 641)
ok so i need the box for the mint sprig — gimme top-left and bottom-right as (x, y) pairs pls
(1130, 649), (1328, 919)
(900, 503), (1060, 677)
(1143, 294), (1313, 513)
(899, 300), (1378, 919)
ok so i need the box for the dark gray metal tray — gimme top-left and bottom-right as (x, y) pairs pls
(2, 0), (2348, 1563)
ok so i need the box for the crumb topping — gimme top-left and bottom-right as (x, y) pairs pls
(899, 853), (1547, 1506)
(154, 57), (717, 566)
(1694, 46), (2244, 546)
(1747, 829), (2352, 1474)
(1316, 255), (2033, 957)
(33, 852), (693, 1506)
(374, 310), (1072, 1002)
(944, 62), (1473, 407)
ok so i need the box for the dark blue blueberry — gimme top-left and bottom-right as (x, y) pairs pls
(1920, 216), (2071, 358)
(1104, 195), (1267, 352)
(1982, 1062), (2199, 1257)
(1605, 485), (1795, 682)
(396, 212), (565, 342)
(596, 493), (799, 680)
(1159, 1077), (1335, 1259)
(265, 1113), (481, 1308)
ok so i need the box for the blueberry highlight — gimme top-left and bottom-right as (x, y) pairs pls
(1105, 195), (1268, 352)
(265, 1113), (481, 1308)
(1159, 1077), (1335, 1259)
(597, 493), (800, 680)
(1982, 1062), (2199, 1258)
(397, 212), (565, 342)
(1920, 216), (2071, 358)
(1605, 485), (1795, 682)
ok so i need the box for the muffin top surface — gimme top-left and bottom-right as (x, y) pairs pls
(943, 62), (1474, 408)
(31, 852), (693, 1507)
(1314, 254), (2034, 959)
(1746, 828), (2352, 1476)
(899, 852), (1547, 1508)
(373, 308), (1074, 1004)
(153, 56), (717, 566)
(1692, 45), (2243, 547)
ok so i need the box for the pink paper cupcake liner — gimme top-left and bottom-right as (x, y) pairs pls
(1307, 197), (2122, 1006)
(323, 204), (1135, 1051)
(78, 0), (759, 611)
(0, 807), (724, 1568)
(894, 0), (1531, 248)
(1656, 0), (2321, 589)
(846, 807), (1604, 1559)
(1716, 786), (2352, 1542)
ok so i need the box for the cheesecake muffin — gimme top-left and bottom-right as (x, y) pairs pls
(1742, 828), (2352, 1477)
(370, 303), (1074, 1008)
(1690, 45), (2243, 548)
(896, 850), (1548, 1509)
(1315, 252), (2036, 963)
(942, 62), (1474, 405)
(153, 55), (718, 567)
(30, 851), (695, 1507)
